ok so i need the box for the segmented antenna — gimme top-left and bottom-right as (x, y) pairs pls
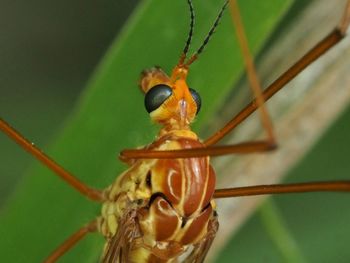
(179, 0), (195, 65)
(183, 0), (195, 55)
(185, 0), (229, 66)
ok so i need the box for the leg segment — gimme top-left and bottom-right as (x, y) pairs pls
(120, 140), (276, 159)
(228, 0), (276, 143)
(44, 220), (98, 263)
(204, 0), (350, 146)
(0, 118), (103, 202)
(214, 181), (350, 198)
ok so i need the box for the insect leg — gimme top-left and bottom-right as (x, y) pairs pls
(204, 0), (350, 146)
(0, 118), (104, 201)
(43, 220), (98, 263)
(213, 181), (350, 198)
(227, 0), (275, 144)
(120, 140), (275, 160)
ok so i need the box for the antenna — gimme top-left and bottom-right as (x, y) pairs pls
(178, 0), (195, 65)
(182, 0), (195, 57)
(185, 0), (229, 66)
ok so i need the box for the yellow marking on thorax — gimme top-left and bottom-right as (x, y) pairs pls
(158, 128), (198, 140)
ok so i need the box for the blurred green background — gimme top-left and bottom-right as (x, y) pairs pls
(1, 0), (350, 262)
(0, 0), (138, 205)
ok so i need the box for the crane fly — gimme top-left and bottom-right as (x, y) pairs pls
(1, 0), (350, 262)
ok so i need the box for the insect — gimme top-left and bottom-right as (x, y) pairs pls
(0, 0), (350, 262)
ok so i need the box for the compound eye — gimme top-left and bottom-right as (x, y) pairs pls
(144, 84), (173, 113)
(189, 88), (201, 114)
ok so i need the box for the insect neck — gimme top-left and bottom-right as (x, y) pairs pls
(158, 125), (198, 141)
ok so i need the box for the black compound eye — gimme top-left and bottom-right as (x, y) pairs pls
(144, 84), (173, 113)
(189, 88), (201, 114)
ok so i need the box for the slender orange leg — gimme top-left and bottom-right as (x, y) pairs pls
(120, 0), (350, 160)
(44, 220), (98, 263)
(209, 1), (350, 199)
(120, 140), (276, 159)
(214, 181), (350, 198)
(228, 0), (275, 143)
(205, 0), (350, 146)
(0, 118), (104, 202)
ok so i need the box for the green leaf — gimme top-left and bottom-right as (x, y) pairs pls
(0, 0), (292, 262)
